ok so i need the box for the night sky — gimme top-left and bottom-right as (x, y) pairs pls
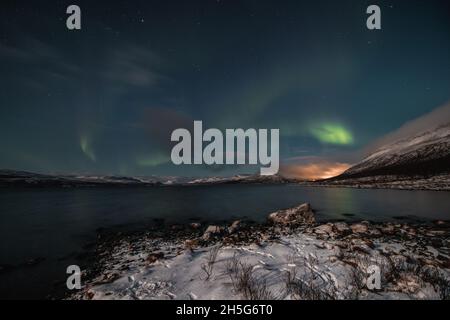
(1, 0), (449, 177)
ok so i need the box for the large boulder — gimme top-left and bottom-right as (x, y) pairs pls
(267, 203), (315, 226)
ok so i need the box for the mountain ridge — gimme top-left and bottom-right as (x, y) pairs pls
(316, 123), (450, 190)
(338, 123), (450, 179)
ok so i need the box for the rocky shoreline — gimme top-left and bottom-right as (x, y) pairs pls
(312, 173), (450, 191)
(70, 204), (450, 300)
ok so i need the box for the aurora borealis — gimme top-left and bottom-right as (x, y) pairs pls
(1, 0), (450, 178)
(309, 123), (354, 146)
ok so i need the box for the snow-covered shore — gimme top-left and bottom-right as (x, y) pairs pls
(71, 204), (450, 300)
(313, 173), (450, 191)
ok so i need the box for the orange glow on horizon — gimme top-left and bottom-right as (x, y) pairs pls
(280, 162), (351, 181)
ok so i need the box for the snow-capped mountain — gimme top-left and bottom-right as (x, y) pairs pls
(338, 123), (450, 179)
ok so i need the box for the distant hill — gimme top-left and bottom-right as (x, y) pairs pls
(0, 170), (297, 188)
(185, 174), (299, 185)
(0, 170), (162, 187)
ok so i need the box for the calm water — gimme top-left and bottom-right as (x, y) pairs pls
(1, 184), (449, 299)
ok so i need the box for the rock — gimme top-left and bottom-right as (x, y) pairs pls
(189, 223), (201, 229)
(440, 258), (450, 269)
(314, 224), (333, 235)
(97, 271), (121, 284)
(389, 254), (408, 267)
(228, 220), (241, 234)
(202, 225), (225, 241)
(393, 274), (422, 294)
(334, 241), (349, 249)
(418, 257), (440, 267)
(146, 252), (164, 264)
(380, 224), (395, 235)
(350, 223), (368, 234)
(427, 246), (439, 258)
(267, 203), (315, 226)
(86, 290), (95, 300)
(333, 222), (351, 235)
(184, 239), (199, 250)
(427, 230), (446, 236)
(351, 245), (372, 255)
(350, 238), (375, 249)
(368, 228), (382, 236)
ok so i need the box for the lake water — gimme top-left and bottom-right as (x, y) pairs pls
(1, 184), (449, 299)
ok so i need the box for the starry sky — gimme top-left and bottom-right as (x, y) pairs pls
(0, 0), (449, 177)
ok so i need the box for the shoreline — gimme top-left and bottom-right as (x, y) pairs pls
(2, 181), (449, 192)
(69, 204), (450, 300)
(2, 168), (450, 192)
(309, 173), (450, 192)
